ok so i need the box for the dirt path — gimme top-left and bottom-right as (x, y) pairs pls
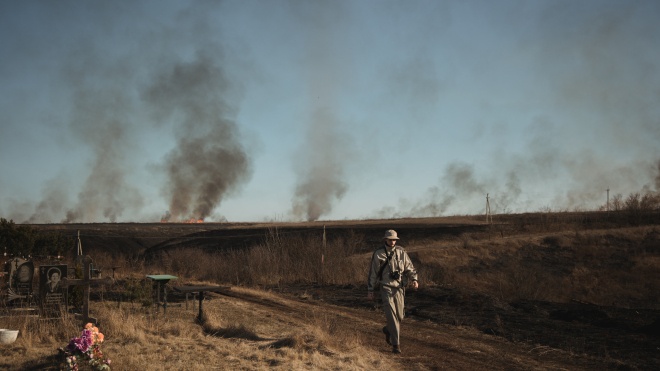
(200, 286), (604, 370)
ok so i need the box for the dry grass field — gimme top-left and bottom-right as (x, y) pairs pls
(1, 211), (659, 370)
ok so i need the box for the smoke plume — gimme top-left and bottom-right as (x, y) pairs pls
(144, 54), (251, 221)
(290, 2), (352, 221)
(58, 54), (144, 223)
(291, 109), (348, 221)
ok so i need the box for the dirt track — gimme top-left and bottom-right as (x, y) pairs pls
(197, 284), (656, 370)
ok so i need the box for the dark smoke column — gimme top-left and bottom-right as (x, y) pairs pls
(144, 55), (251, 221)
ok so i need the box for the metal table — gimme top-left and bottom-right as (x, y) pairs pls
(146, 275), (178, 313)
(173, 285), (231, 323)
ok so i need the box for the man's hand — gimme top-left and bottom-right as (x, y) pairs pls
(411, 280), (419, 290)
(367, 291), (374, 301)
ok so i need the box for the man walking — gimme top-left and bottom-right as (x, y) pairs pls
(368, 229), (419, 353)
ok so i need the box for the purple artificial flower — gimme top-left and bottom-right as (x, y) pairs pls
(67, 329), (94, 354)
(66, 337), (82, 353)
(81, 329), (94, 349)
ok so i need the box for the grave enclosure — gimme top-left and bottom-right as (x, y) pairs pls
(2, 253), (232, 329)
(1, 255), (112, 324)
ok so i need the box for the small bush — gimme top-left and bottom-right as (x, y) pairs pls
(119, 277), (152, 306)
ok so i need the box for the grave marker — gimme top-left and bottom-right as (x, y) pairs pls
(6, 258), (34, 304)
(61, 256), (113, 325)
(39, 264), (67, 317)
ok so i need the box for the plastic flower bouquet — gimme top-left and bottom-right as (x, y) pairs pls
(59, 323), (111, 371)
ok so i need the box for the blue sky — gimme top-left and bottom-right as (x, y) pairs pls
(1, 0), (659, 223)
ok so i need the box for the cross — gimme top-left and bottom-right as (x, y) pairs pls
(61, 255), (113, 325)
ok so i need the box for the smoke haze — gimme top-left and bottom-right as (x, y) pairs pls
(374, 1), (660, 218)
(0, 1), (658, 223)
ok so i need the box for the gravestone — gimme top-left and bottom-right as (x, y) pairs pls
(39, 264), (67, 317)
(61, 256), (113, 325)
(5, 258), (34, 304)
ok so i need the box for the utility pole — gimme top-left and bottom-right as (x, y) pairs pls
(321, 225), (326, 284)
(485, 193), (492, 224)
(606, 188), (610, 214)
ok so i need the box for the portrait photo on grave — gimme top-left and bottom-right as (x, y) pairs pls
(39, 265), (68, 316)
(17, 263), (33, 283)
(47, 267), (62, 292)
(9, 259), (34, 295)
(40, 265), (67, 293)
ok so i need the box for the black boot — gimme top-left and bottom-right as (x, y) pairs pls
(393, 345), (401, 354)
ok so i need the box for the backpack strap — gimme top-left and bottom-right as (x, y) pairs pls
(377, 248), (395, 280)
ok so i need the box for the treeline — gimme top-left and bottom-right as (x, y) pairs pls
(492, 191), (660, 234)
(602, 191), (660, 212)
(0, 218), (73, 259)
